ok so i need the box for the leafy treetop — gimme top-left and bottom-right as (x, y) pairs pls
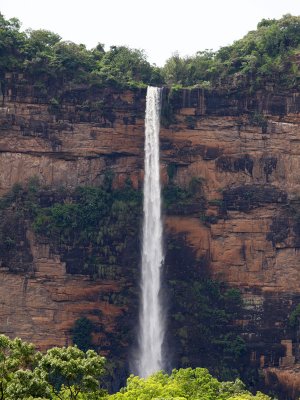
(0, 334), (271, 400)
(0, 13), (299, 91)
(162, 14), (300, 90)
(108, 368), (270, 400)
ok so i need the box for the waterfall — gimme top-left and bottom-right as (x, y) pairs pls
(136, 86), (164, 377)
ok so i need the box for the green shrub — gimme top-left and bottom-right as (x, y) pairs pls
(289, 304), (300, 327)
(71, 317), (95, 351)
(162, 178), (203, 210)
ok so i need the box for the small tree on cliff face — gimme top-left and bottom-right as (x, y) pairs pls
(71, 317), (95, 352)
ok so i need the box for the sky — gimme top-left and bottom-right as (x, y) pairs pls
(1, 0), (300, 66)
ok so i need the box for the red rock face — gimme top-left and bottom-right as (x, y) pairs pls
(1, 74), (300, 394)
(0, 233), (122, 351)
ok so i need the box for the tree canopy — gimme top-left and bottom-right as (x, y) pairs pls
(0, 334), (106, 400)
(0, 13), (299, 90)
(0, 13), (163, 88)
(0, 335), (271, 400)
(162, 14), (300, 90)
(107, 368), (270, 400)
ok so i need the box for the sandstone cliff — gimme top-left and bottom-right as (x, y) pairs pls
(1, 73), (300, 395)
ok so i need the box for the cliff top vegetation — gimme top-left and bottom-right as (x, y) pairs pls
(0, 13), (299, 92)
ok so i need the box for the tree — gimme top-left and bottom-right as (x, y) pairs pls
(26, 29), (61, 54)
(0, 334), (42, 399)
(214, 14), (300, 88)
(22, 29), (61, 76)
(107, 368), (269, 400)
(162, 14), (300, 90)
(5, 369), (51, 399)
(98, 45), (163, 86)
(38, 346), (106, 400)
(162, 51), (188, 85)
(0, 335), (107, 399)
(162, 50), (217, 87)
(50, 41), (97, 82)
(0, 13), (26, 76)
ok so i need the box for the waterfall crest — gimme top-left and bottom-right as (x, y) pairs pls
(136, 86), (164, 377)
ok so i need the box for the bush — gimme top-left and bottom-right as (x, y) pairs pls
(289, 304), (300, 327)
(71, 317), (95, 351)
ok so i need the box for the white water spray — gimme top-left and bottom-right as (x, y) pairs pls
(137, 86), (164, 377)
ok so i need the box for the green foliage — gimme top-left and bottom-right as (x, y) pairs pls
(107, 368), (268, 400)
(95, 46), (163, 87)
(163, 184), (192, 208)
(0, 181), (141, 380)
(49, 97), (60, 108)
(0, 13), (163, 87)
(162, 178), (205, 215)
(1, 13), (299, 90)
(248, 113), (268, 132)
(223, 288), (242, 306)
(228, 394), (270, 400)
(0, 336), (270, 400)
(5, 369), (51, 400)
(71, 318), (95, 352)
(289, 304), (300, 328)
(0, 13), (26, 75)
(171, 278), (245, 371)
(0, 179), (142, 277)
(162, 50), (217, 87)
(0, 334), (107, 399)
(0, 334), (47, 399)
(32, 184), (141, 247)
(162, 14), (300, 90)
(165, 236), (246, 381)
(0, 183), (22, 210)
(39, 346), (106, 399)
(215, 14), (300, 90)
(166, 164), (177, 181)
(163, 178), (223, 225)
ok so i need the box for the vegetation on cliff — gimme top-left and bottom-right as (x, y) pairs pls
(0, 175), (142, 278)
(162, 14), (300, 91)
(164, 235), (248, 383)
(0, 13), (299, 91)
(0, 179), (251, 387)
(0, 334), (270, 400)
(0, 11), (299, 399)
(0, 13), (162, 88)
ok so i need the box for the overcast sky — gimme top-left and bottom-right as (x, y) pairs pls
(1, 0), (300, 66)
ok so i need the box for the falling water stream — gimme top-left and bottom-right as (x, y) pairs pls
(136, 86), (165, 377)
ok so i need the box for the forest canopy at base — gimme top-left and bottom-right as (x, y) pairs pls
(0, 334), (270, 400)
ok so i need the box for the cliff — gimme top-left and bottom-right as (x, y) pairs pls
(1, 73), (300, 395)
